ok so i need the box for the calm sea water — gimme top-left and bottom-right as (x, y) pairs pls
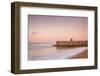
(28, 43), (87, 60)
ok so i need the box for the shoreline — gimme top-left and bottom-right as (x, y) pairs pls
(69, 49), (88, 59)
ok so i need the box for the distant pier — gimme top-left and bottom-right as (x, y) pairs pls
(53, 39), (88, 47)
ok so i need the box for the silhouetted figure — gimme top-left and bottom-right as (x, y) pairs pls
(70, 38), (73, 42)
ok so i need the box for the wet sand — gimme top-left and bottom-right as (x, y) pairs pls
(69, 49), (88, 59)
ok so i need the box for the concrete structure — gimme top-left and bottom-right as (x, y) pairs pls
(55, 39), (88, 47)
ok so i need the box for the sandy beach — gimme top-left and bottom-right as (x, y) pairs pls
(69, 49), (88, 59)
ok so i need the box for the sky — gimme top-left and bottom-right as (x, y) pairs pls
(28, 15), (88, 44)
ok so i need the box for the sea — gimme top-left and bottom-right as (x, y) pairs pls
(28, 43), (87, 60)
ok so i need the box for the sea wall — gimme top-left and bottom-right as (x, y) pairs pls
(56, 41), (88, 47)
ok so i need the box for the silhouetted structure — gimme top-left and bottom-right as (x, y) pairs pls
(54, 38), (88, 47)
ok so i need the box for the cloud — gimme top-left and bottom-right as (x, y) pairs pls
(32, 32), (40, 35)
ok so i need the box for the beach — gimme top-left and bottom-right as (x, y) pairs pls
(69, 49), (88, 59)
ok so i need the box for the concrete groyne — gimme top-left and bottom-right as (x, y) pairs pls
(54, 40), (88, 47)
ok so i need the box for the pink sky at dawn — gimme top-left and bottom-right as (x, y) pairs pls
(28, 15), (88, 44)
